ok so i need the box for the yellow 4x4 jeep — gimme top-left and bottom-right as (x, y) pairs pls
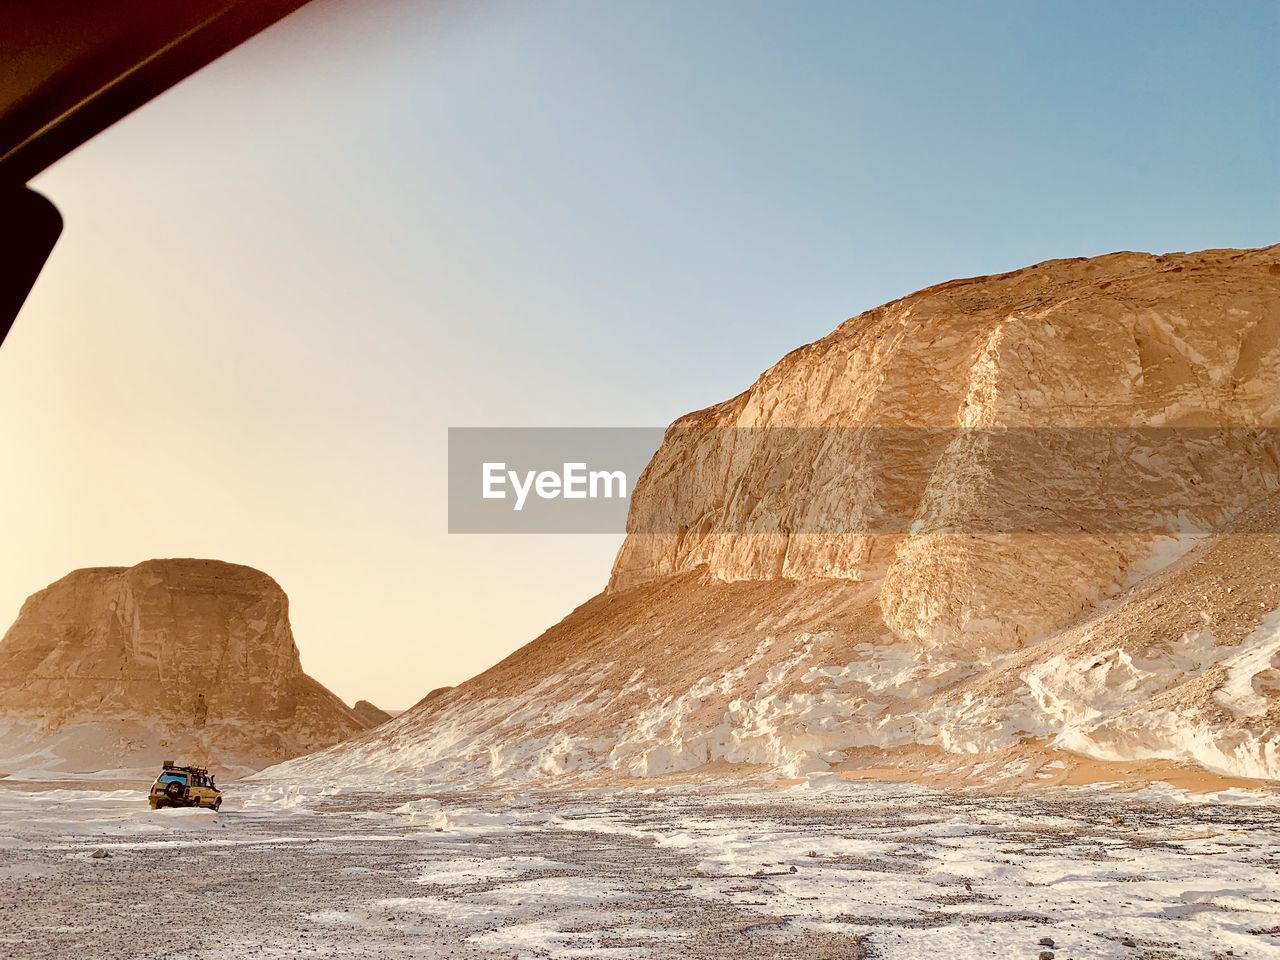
(149, 762), (222, 811)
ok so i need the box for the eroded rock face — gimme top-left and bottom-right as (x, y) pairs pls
(275, 245), (1280, 788)
(612, 246), (1280, 654)
(0, 559), (369, 773)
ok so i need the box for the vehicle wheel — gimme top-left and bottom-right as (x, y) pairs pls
(212, 797), (222, 811)
(164, 781), (185, 802)
(149, 798), (159, 810)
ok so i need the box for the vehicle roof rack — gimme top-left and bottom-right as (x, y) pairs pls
(162, 761), (211, 777)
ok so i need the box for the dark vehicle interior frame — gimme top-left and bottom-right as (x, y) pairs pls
(0, 0), (315, 348)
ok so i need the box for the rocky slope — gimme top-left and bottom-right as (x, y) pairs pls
(0, 559), (371, 775)
(276, 244), (1280, 788)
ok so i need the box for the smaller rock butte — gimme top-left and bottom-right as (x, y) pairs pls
(353, 700), (393, 727)
(0, 559), (371, 774)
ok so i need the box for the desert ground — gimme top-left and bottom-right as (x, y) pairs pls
(0, 777), (1277, 960)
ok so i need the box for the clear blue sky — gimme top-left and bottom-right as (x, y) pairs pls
(2, 0), (1276, 706)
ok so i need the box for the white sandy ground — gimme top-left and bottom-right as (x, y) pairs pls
(0, 778), (1278, 959)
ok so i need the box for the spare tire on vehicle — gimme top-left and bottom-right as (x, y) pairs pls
(164, 781), (185, 801)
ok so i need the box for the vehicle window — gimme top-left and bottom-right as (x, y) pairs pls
(158, 773), (186, 784)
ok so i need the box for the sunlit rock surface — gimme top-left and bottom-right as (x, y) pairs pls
(0, 559), (371, 774)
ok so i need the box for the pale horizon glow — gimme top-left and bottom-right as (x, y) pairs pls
(1, 0), (1276, 708)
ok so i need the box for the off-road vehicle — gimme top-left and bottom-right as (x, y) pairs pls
(149, 761), (222, 811)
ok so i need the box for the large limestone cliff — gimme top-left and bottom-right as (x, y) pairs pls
(0, 559), (370, 774)
(611, 245), (1280, 653)
(275, 245), (1280, 788)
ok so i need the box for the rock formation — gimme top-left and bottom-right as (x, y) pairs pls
(276, 245), (1280, 787)
(353, 700), (393, 727)
(0, 559), (372, 775)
